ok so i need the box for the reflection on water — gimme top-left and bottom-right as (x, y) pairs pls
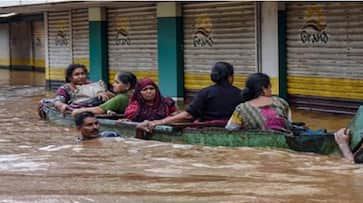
(0, 82), (362, 202)
(293, 108), (352, 132)
(0, 69), (45, 86)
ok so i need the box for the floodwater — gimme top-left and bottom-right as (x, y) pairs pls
(0, 69), (362, 203)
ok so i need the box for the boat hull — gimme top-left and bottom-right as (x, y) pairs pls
(41, 102), (363, 155)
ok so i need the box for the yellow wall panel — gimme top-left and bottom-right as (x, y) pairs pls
(33, 59), (45, 68)
(288, 76), (363, 100)
(0, 58), (10, 66)
(73, 58), (90, 70)
(109, 70), (158, 84)
(11, 58), (32, 66)
(46, 67), (65, 80)
(271, 77), (279, 95)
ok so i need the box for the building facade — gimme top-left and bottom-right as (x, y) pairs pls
(0, 1), (362, 114)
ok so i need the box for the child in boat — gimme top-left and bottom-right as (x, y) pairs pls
(71, 72), (137, 117)
(225, 72), (291, 132)
(53, 64), (113, 114)
(123, 78), (176, 122)
(137, 61), (243, 132)
(334, 128), (363, 163)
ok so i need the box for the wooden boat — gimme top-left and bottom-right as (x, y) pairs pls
(40, 101), (363, 156)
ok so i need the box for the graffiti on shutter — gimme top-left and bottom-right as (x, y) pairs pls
(115, 17), (130, 46)
(55, 20), (68, 46)
(300, 5), (328, 44)
(193, 14), (214, 47)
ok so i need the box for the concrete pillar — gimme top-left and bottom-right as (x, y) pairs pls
(261, 2), (279, 95)
(157, 2), (184, 99)
(88, 7), (108, 82)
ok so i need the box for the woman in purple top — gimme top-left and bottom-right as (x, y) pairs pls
(54, 64), (112, 114)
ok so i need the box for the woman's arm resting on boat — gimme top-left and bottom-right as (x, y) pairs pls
(154, 111), (193, 125)
(334, 128), (354, 162)
(54, 101), (71, 114)
(71, 106), (105, 117)
(139, 111), (193, 132)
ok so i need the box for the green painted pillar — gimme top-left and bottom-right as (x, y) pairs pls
(88, 7), (108, 82)
(278, 7), (288, 100)
(157, 2), (184, 98)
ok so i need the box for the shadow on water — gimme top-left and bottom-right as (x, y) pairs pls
(0, 69), (362, 202)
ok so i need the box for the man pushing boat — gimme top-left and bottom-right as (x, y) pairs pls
(75, 111), (121, 141)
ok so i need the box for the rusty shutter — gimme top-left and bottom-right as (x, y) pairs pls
(9, 21), (32, 70)
(71, 9), (89, 69)
(286, 2), (363, 114)
(107, 3), (158, 82)
(32, 21), (45, 71)
(47, 10), (72, 83)
(183, 2), (256, 95)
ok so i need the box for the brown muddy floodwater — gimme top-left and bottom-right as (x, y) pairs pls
(0, 69), (362, 203)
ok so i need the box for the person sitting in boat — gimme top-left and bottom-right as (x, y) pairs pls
(138, 61), (243, 132)
(75, 111), (121, 141)
(54, 64), (113, 114)
(123, 78), (176, 122)
(225, 72), (291, 132)
(334, 128), (363, 163)
(71, 72), (137, 117)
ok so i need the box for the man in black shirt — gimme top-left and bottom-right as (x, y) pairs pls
(138, 62), (243, 132)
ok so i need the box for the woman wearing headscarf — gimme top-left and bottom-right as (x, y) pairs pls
(138, 61), (243, 132)
(124, 78), (176, 122)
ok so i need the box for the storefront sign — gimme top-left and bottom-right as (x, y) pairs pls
(55, 21), (68, 46)
(116, 17), (130, 46)
(193, 15), (214, 47)
(300, 6), (328, 44)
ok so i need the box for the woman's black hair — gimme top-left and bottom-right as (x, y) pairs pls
(117, 72), (137, 89)
(65, 64), (87, 83)
(210, 61), (234, 85)
(241, 72), (271, 102)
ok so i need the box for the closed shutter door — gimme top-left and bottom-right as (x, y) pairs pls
(286, 2), (363, 114)
(47, 10), (72, 82)
(183, 2), (256, 94)
(10, 21), (32, 69)
(72, 9), (89, 69)
(107, 3), (157, 82)
(0, 23), (10, 67)
(32, 21), (45, 70)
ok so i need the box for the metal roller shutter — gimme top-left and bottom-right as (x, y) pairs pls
(107, 3), (157, 82)
(47, 10), (72, 82)
(286, 2), (363, 114)
(183, 2), (256, 94)
(0, 23), (10, 68)
(32, 21), (45, 71)
(71, 9), (89, 69)
(10, 21), (32, 70)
